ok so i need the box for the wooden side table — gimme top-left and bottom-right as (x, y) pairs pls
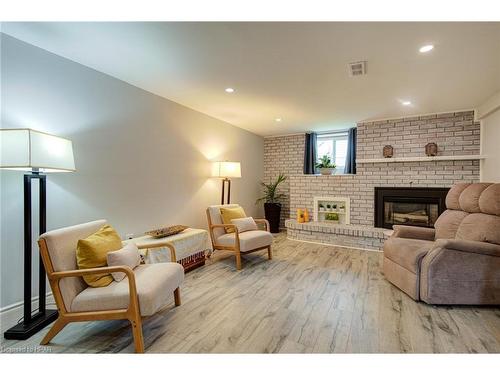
(125, 228), (210, 272)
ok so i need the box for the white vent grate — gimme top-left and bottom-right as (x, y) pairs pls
(348, 61), (367, 77)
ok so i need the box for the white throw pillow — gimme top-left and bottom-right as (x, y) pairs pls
(106, 243), (141, 282)
(231, 217), (258, 233)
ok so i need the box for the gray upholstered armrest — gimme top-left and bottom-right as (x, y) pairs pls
(433, 239), (500, 257)
(392, 225), (436, 241)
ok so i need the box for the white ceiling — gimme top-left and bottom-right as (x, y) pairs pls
(2, 22), (500, 136)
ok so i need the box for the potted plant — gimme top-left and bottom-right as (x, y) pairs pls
(316, 155), (336, 175)
(326, 204), (331, 210)
(256, 173), (287, 233)
(319, 203), (325, 211)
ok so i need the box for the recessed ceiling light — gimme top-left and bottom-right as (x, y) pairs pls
(419, 45), (434, 53)
(402, 101), (412, 106)
(225, 87), (235, 93)
(275, 118), (282, 122)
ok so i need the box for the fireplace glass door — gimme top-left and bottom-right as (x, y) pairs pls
(384, 200), (439, 227)
(374, 187), (449, 229)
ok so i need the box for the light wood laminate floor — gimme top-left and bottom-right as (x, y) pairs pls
(2, 233), (499, 353)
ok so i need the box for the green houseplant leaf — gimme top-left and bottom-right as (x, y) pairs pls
(256, 173), (287, 204)
(315, 154), (336, 169)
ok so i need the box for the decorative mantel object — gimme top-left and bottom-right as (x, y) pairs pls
(383, 145), (394, 158)
(425, 142), (438, 156)
(0, 128), (75, 340)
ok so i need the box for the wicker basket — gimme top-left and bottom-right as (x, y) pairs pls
(145, 225), (188, 238)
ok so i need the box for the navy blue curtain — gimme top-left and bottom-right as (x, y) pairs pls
(303, 132), (317, 174)
(344, 127), (357, 174)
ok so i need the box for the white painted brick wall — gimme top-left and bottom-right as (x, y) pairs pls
(264, 111), (480, 228)
(357, 111), (480, 159)
(263, 134), (305, 227)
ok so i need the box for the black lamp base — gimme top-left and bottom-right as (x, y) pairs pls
(3, 172), (56, 341)
(3, 309), (58, 340)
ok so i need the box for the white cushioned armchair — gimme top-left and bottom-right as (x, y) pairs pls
(206, 204), (273, 270)
(38, 219), (184, 353)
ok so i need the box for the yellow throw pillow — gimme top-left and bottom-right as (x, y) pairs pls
(76, 224), (123, 287)
(220, 206), (246, 233)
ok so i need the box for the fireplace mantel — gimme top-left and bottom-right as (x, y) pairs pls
(356, 155), (485, 164)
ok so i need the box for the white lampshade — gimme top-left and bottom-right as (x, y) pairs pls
(212, 161), (241, 178)
(0, 129), (75, 173)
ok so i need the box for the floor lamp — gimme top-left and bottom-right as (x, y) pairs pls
(212, 161), (241, 204)
(1, 129), (75, 340)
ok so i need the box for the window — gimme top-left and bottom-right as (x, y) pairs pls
(316, 131), (348, 173)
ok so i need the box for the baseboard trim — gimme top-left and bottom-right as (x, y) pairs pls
(287, 236), (382, 253)
(0, 293), (55, 335)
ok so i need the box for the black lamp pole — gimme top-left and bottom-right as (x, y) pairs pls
(4, 171), (58, 340)
(220, 178), (232, 205)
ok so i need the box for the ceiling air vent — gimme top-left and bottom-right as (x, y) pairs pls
(348, 61), (367, 77)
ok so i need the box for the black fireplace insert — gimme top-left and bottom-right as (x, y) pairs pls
(374, 187), (449, 229)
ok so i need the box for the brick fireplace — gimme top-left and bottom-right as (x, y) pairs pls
(264, 110), (481, 249)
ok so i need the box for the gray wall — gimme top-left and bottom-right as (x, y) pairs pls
(0, 34), (264, 308)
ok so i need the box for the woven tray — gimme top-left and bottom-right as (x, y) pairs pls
(145, 225), (188, 238)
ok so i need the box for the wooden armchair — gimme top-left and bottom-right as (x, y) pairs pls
(38, 220), (184, 353)
(206, 204), (273, 270)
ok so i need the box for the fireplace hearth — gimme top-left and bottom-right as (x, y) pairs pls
(374, 187), (449, 229)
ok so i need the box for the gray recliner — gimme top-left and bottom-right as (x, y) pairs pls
(383, 183), (500, 305)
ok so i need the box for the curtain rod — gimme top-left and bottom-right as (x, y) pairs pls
(313, 127), (353, 135)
